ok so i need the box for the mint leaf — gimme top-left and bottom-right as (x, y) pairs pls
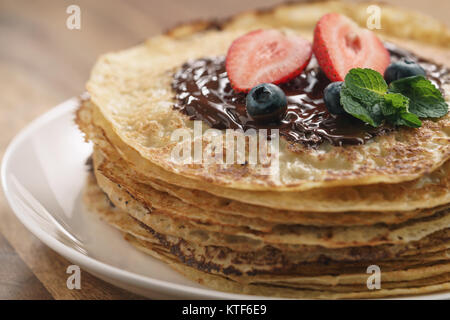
(389, 76), (449, 118)
(340, 68), (386, 127)
(382, 93), (421, 128)
(383, 93), (408, 109)
(398, 113), (422, 128)
(340, 86), (383, 127)
(381, 93), (409, 117)
(344, 68), (388, 106)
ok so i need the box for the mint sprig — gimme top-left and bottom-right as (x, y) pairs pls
(339, 68), (448, 128)
(389, 76), (448, 118)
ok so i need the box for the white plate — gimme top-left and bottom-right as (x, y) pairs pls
(2, 99), (449, 300)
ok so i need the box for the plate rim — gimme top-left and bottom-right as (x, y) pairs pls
(1, 99), (449, 300)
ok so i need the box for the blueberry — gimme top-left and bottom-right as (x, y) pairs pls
(246, 83), (287, 122)
(324, 81), (345, 115)
(384, 60), (426, 84)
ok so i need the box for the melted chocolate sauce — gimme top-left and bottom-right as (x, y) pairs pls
(172, 43), (449, 147)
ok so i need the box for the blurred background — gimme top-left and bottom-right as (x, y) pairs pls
(0, 0), (449, 299)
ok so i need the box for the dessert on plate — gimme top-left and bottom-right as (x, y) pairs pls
(76, 1), (450, 298)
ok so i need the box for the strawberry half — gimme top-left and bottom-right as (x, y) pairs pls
(313, 13), (390, 82)
(225, 29), (312, 92)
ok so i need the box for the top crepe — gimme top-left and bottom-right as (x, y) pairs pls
(86, 1), (450, 191)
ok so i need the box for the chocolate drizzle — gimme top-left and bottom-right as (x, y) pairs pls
(172, 43), (449, 147)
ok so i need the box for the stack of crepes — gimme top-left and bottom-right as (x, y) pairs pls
(76, 1), (450, 298)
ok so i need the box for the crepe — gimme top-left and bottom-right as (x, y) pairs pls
(86, 2), (450, 192)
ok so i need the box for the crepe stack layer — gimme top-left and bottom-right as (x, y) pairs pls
(76, 1), (450, 298)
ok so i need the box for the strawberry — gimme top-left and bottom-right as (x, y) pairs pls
(225, 29), (312, 92)
(313, 13), (390, 82)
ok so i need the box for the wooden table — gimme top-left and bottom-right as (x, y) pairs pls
(0, 0), (448, 300)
